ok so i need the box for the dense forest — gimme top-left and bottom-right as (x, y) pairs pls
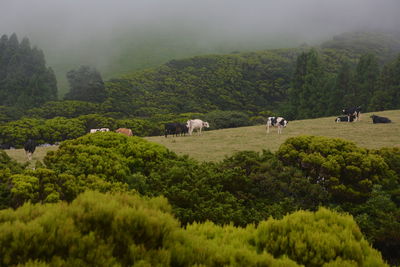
(0, 32), (399, 265)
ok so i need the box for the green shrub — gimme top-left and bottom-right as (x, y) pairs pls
(204, 110), (251, 129)
(0, 192), (387, 266)
(255, 207), (387, 267)
(277, 135), (393, 203)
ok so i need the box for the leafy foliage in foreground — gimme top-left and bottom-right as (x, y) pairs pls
(0, 191), (387, 266)
(0, 133), (399, 264)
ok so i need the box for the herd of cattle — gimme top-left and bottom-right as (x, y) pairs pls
(0, 107), (395, 161)
(266, 106), (393, 134)
(164, 119), (210, 137)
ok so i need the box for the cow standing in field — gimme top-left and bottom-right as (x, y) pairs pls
(343, 106), (361, 122)
(335, 115), (355, 123)
(186, 119), (210, 135)
(370, 115), (392, 124)
(0, 143), (11, 149)
(24, 139), (36, 161)
(266, 117), (288, 134)
(116, 128), (133, 136)
(165, 123), (177, 138)
(176, 123), (189, 136)
(164, 123), (188, 137)
(90, 128), (110, 133)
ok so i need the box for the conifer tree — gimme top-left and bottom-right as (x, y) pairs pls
(355, 53), (379, 110)
(288, 49), (327, 119)
(327, 62), (355, 114)
(64, 65), (106, 103)
(370, 54), (400, 110)
(0, 33), (58, 108)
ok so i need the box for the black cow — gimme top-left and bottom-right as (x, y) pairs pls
(342, 106), (361, 122)
(165, 123), (177, 137)
(335, 115), (355, 123)
(24, 139), (36, 161)
(370, 115), (392, 124)
(0, 143), (11, 149)
(177, 123), (189, 136)
(165, 123), (189, 137)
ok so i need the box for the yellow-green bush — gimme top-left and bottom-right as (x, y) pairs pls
(0, 192), (387, 266)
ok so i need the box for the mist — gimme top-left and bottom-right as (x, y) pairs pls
(1, 0), (399, 93)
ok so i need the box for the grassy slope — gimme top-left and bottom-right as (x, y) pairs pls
(145, 110), (400, 162)
(6, 110), (399, 164)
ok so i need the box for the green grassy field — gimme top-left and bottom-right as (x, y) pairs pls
(145, 110), (400, 162)
(5, 110), (400, 164)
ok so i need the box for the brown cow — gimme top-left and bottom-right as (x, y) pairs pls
(116, 128), (133, 136)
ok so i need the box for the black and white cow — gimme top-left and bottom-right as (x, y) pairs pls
(342, 106), (361, 122)
(266, 117), (288, 134)
(370, 115), (392, 124)
(335, 115), (355, 123)
(24, 139), (36, 161)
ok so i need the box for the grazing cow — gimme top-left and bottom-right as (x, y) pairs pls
(266, 117), (288, 134)
(116, 128), (133, 136)
(24, 139), (36, 161)
(0, 143), (11, 149)
(186, 119), (210, 135)
(164, 123), (188, 137)
(342, 106), (361, 122)
(90, 128), (110, 133)
(335, 115), (355, 123)
(176, 123), (189, 136)
(370, 115), (392, 124)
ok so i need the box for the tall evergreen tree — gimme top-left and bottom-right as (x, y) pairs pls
(64, 65), (106, 103)
(327, 62), (356, 114)
(370, 54), (400, 110)
(354, 53), (379, 110)
(288, 49), (327, 119)
(0, 33), (57, 108)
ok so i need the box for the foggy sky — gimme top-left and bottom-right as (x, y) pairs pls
(1, 0), (399, 94)
(1, 0), (399, 48)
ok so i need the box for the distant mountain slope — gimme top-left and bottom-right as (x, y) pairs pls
(49, 31), (400, 97)
(104, 32), (400, 117)
(48, 30), (303, 96)
(321, 32), (400, 62)
(106, 49), (298, 116)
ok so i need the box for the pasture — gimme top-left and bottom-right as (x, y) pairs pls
(4, 110), (400, 164)
(146, 110), (400, 161)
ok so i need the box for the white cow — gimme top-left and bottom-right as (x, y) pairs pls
(186, 119), (210, 135)
(266, 117), (288, 134)
(90, 128), (110, 133)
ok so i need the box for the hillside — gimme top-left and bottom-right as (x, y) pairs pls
(49, 31), (400, 96)
(101, 31), (400, 119)
(145, 110), (400, 161)
(6, 110), (400, 164)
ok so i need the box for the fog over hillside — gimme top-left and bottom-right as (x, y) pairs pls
(1, 0), (399, 94)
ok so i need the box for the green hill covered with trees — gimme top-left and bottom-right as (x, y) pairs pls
(103, 31), (400, 120)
